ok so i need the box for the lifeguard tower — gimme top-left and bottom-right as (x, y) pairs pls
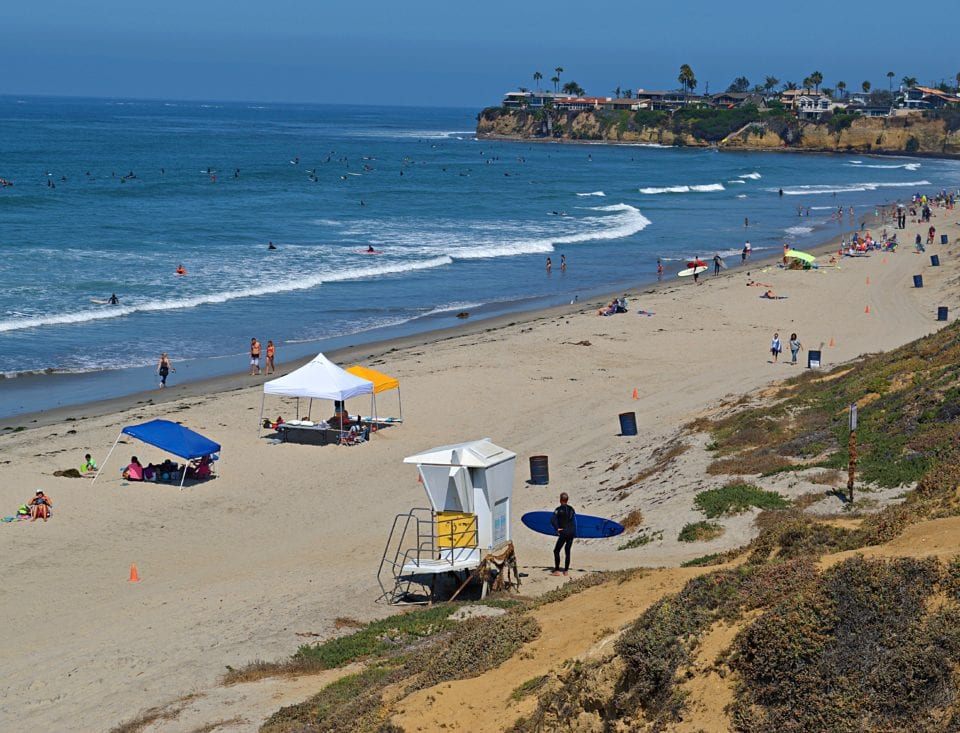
(378, 438), (520, 604)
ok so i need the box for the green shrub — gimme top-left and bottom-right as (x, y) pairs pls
(694, 483), (789, 518)
(678, 521), (724, 542)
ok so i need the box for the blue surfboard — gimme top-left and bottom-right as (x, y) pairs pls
(521, 511), (625, 539)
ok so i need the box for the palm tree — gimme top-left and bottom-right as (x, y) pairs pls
(802, 77), (813, 91)
(862, 80), (871, 94)
(902, 75), (918, 89)
(554, 67), (563, 91)
(562, 81), (583, 96)
(836, 80), (847, 99)
(887, 71), (895, 92)
(623, 89), (633, 99)
(678, 64), (697, 102)
(764, 76), (780, 93)
(533, 71), (543, 91)
(821, 87), (834, 100)
(783, 81), (798, 91)
(613, 86), (621, 99)
(810, 71), (823, 93)
(955, 72), (960, 93)
(550, 76), (560, 92)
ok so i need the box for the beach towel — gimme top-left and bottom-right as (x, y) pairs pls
(760, 295), (788, 300)
(636, 310), (656, 316)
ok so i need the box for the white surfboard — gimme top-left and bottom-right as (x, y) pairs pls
(677, 266), (708, 277)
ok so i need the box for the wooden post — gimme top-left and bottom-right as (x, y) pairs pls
(847, 402), (858, 503)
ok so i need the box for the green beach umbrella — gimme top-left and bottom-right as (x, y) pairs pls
(785, 249), (816, 263)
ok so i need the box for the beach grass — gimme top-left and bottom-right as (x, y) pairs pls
(678, 521), (725, 543)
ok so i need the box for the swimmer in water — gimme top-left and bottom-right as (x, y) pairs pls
(176, 264), (186, 276)
(108, 293), (119, 305)
(267, 242), (277, 250)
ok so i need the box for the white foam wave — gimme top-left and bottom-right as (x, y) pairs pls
(727, 180), (746, 184)
(736, 194), (748, 199)
(639, 183), (724, 194)
(576, 191), (606, 197)
(785, 225), (814, 235)
(452, 204), (651, 260)
(346, 129), (475, 140)
(738, 172), (762, 179)
(774, 180), (931, 196)
(421, 301), (485, 317)
(851, 162), (922, 170)
(0, 257), (454, 334)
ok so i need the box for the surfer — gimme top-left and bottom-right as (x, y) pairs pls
(550, 492), (576, 576)
(108, 293), (119, 305)
(693, 257), (701, 285)
(713, 255), (722, 275)
(366, 245), (375, 253)
(267, 242), (277, 250)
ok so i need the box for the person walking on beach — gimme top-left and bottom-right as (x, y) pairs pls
(550, 492), (576, 576)
(157, 352), (174, 388)
(770, 333), (782, 363)
(789, 333), (803, 365)
(713, 254), (722, 275)
(265, 340), (276, 375)
(250, 338), (261, 376)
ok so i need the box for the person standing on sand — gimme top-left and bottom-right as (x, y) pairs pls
(770, 333), (782, 363)
(789, 333), (803, 365)
(266, 340), (276, 375)
(157, 352), (174, 388)
(250, 338), (261, 376)
(550, 492), (576, 576)
(714, 254), (722, 275)
(657, 258), (663, 281)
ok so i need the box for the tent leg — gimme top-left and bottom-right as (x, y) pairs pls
(258, 393), (266, 437)
(180, 464), (187, 491)
(308, 398), (313, 421)
(398, 390), (403, 422)
(92, 432), (123, 485)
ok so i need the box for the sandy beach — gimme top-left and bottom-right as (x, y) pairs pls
(1, 204), (957, 732)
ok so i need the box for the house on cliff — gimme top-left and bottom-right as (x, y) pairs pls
(898, 86), (960, 110)
(501, 91), (564, 109)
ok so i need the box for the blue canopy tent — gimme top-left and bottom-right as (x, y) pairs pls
(94, 419), (221, 489)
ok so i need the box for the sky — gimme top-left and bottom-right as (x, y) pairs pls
(1, 0), (956, 107)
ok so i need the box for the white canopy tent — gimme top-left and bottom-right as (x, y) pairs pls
(259, 352), (374, 436)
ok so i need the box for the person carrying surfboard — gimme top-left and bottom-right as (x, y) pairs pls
(551, 492), (576, 576)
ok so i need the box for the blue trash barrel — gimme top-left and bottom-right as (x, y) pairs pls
(913, 275), (923, 288)
(931, 255), (940, 267)
(938, 306), (949, 321)
(529, 456), (549, 485)
(807, 350), (822, 368)
(618, 412), (638, 436)
(942, 234), (949, 245)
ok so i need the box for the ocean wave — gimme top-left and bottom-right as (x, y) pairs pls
(639, 183), (725, 194)
(452, 203), (651, 259)
(727, 180), (746, 184)
(0, 257), (454, 334)
(785, 225), (814, 235)
(846, 161), (922, 170)
(738, 172), (762, 179)
(421, 301), (486, 317)
(576, 191), (606, 197)
(736, 194), (748, 198)
(345, 129), (476, 140)
(773, 180), (931, 196)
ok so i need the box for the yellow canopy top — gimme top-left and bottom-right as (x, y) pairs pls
(346, 365), (400, 394)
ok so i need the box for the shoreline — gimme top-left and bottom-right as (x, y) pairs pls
(0, 207), (880, 432)
(0, 198), (954, 731)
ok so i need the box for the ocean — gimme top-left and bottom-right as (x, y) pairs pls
(2, 95), (958, 417)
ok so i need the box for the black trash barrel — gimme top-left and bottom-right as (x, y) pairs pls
(941, 234), (949, 245)
(913, 274), (923, 288)
(529, 455), (549, 485)
(618, 411), (638, 436)
(938, 306), (949, 321)
(931, 254), (940, 267)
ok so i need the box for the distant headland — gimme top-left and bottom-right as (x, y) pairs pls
(477, 67), (960, 156)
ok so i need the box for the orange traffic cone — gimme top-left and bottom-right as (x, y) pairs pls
(631, 388), (639, 400)
(865, 305), (870, 314)
(828, 337), (836, 347)
(129, 563), (141, 583)
(865, 276), (870, 285)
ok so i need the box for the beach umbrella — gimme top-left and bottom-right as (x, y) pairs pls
(785, 249), (816, 263)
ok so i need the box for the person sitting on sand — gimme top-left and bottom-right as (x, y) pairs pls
(81, 453), (97, 473)
(122, 456), (144, 481)
(186, 455), (213, 480)
(597, 300), (618, 316)
(30, 490), (52, 521)
(761, 290), (785, 300)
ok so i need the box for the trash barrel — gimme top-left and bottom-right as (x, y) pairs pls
(618, 411), (638, 436)
(913, 275), (923, 288)
(807, 350), (822, 368)
(529, 455), (549, 485)
(931, 254), (940, 267)
(942, 234), (949, 245)
(938, 306), (949, 321)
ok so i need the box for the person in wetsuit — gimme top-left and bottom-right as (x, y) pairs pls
(108, 293), (119, 305)
(550, 492), (576, 576)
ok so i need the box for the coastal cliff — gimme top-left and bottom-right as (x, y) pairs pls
(476, 106), (960, 156)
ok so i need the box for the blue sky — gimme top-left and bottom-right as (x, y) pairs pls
(2, 0), (954, 107)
